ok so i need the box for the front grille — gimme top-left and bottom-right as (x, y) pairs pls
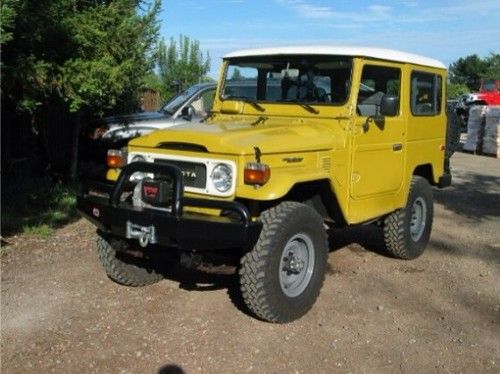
(154, 159), (206, 188)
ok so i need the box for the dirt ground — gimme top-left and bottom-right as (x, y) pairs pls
(2, 151), (499, 374)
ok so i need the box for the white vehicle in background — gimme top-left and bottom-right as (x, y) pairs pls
(79, 82), (217, 180)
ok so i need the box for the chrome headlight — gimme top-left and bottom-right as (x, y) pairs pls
(210, 163), (232, 193)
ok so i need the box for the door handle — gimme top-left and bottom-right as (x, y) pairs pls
(393, 143), (403, 151)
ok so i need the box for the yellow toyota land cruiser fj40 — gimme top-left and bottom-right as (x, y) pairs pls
(78, 46), (451, 323)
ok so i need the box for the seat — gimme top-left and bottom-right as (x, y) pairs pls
(314, 87), (328, 102)
(357, 91), (384, 116)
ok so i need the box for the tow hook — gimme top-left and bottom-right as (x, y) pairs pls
(139, 232), (151, 248)
(126, 221), (157, 247)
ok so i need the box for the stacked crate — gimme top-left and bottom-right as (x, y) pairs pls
(482, 107), (500, 157)
(463, 105), (500, 157)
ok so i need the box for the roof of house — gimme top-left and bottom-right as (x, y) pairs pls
(224, 46), (446, 69)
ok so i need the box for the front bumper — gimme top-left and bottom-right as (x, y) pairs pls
(77, 162), (262, 250)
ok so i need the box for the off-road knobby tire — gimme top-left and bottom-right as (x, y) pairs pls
(383, 176), (433, 260)
(96, 233), (164, 287)
(239, 201), (328, 323)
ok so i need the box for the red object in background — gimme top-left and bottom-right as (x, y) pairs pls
(476, 79), (500, 106)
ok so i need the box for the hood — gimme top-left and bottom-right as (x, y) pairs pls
(86, 111), (177, 142)
(129, 118), (338, 155)
(104, 111), (171, 128)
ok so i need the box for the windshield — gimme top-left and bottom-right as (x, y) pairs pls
(221, 55), (352, 105)
(160, 85), (205, 114)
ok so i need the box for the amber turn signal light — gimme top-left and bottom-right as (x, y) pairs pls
(244, 162), (270, 185)
(107, 149), (125, 168)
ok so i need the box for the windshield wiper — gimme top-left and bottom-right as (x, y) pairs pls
(226, 96), (265, 112)
(250, 116), (268, 126)
(284, 99), (319, 114)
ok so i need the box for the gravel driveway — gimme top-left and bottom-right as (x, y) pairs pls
(2, 152), (499, 373)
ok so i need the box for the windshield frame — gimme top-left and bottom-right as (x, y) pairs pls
(220, 55), (353, 108)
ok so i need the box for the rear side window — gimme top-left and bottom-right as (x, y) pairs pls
(411, 72), (442, 116)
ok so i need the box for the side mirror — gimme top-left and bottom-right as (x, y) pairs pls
(181, 106), (194, 121)
(380, 94), (399, 117)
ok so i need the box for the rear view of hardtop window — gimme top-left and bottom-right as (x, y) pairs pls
(411, 71), (443, 116)
(221, 55), (353, 105)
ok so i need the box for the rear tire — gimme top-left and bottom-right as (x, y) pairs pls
(239, 202), (328, 323)
(383, 176), (433, 260)
(96, 233), (164, 287)
(445, 110), (461, 172)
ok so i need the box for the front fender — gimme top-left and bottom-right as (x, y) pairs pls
(236, 166), (329, 200)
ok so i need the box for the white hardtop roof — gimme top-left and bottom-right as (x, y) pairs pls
(224, 46), (446, 69)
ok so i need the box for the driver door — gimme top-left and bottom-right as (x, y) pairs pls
(350, 63), (405, 200)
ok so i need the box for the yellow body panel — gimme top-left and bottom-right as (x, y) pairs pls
(111, 56), (447, 225)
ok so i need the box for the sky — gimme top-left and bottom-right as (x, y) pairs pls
(159, 0), (500, 78)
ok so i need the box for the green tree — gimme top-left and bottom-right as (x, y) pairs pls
(447, 83), (469, 99)
(62, 0), (161, 114)
(156, 34), (211, 100)
(0, 0), (18, 46)
(2, 0), (160, 115)
(449, 53), (500, 91)
(483, 53), (500, 80)
(1, 0), (161, 177)
(449, 54), (487, 91)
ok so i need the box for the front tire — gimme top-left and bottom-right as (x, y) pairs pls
(96, 233), (164, 287)
(239, 202), (328, 323)
(383, 176), (433, 260)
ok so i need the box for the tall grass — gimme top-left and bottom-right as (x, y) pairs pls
(2, 176), (79, 237)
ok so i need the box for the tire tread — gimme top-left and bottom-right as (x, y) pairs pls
(97, 235), (163, 287)
(240, 201), (327, 322)
(383, 176), (432, 260)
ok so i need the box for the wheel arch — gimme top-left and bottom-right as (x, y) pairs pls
(240, 179), (348, 226)
(413, 164), (437, 187)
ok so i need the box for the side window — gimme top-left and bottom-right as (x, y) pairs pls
(411, 72), (442, 116)
(357, 65), (401, 117)
(191, 89), (215, 117)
